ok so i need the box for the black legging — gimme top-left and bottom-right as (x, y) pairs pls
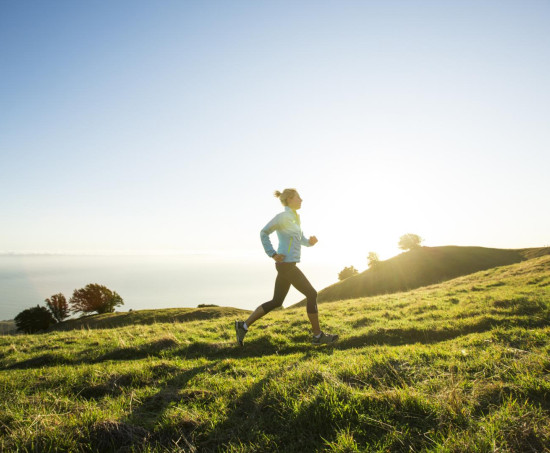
(261, 262), (318, 314)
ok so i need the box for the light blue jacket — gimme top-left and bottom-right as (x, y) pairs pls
(260, 206), (311, 263)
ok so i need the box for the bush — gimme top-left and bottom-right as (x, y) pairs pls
(45, 293), (69, 322)
(14, 305), (56, 334)
(398, 233), (423, 251)
(70, 284), (124, 315)
(338, 266), (359, 281)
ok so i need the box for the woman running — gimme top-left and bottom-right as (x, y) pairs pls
(235, 188), (338, 346)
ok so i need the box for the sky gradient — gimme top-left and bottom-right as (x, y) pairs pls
(1, 0), (549, 267)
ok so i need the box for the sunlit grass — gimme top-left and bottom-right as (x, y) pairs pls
(1, 256), (549, 451)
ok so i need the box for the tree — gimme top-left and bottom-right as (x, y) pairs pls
(70, 284), (124, 315)
(338, 266), (359, 281)
(45, 293), (69, 322)
(14, 305), (56, 334)
(367, 252), (380, 269)
(398, 233), (423, 251)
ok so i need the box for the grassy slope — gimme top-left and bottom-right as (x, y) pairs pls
(50, 307), (251, 332)
(292, 246), (550, 308)
(0, 320), (16, 335)
(1, 256), (549, 452)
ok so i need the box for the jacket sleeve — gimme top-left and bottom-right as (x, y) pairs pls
(260, 214), (281, 257)
(300, 231), (311, 247)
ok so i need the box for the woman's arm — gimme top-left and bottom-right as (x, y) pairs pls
(301, 232), (318, 246)
(260, 214), (281, 258)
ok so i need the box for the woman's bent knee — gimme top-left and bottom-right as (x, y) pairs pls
(306, 294), (318, 314)
(306, 300), (318, 314)
(261, 299), (284, 314)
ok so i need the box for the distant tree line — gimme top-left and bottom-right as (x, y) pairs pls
(14, 284), (123, 334)
(338, 233), (424, 280)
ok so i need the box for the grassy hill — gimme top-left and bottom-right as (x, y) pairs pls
(292, 246), (550, 308)
(50, 306), (251, 332)
(1, 255), (549, 452)
(0, 320), (16, 335)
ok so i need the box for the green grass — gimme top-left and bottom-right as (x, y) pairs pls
(1, 256), (550, 452)
(49, 306), (251, 331)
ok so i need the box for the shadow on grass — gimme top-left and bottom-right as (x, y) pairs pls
(197, 360), (445, 452)
(73, 363), (212, 452)
(132, 358), (322, 452)
(334, 315), (549, 350)
(181, 336), (314, 359)
(76, 364), (180, 400)
(80, 353), (342, 452)
(4, 338), (180, 370)
(85, 420), (150, 452)
(3, 353), (72, 370)
(80, 378), (129, 400)
(95, 338), (180, 362)
(198, 368), (303, 451)
(128, 365), (209, 420)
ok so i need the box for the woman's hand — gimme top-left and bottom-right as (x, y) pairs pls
(273, 254), (285, 262)
(309, 236), (318, 246)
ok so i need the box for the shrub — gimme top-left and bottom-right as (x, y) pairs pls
(338, 266), (359, 281)
(70, 284), (124, 315)
(14, 305), (56, 334)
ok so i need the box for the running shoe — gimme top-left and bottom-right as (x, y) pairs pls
(312, 331), (339, 345)
(235, 320), (247, 346)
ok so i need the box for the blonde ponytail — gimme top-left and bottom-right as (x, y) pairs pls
(274, 188), (297, 206)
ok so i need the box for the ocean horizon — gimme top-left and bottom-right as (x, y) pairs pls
(0, 254), (341, 322)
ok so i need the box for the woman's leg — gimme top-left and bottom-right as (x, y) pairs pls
(307, 312), (321, 337)
(246, 270), (291, 327)
(244, 305), (265, 327)
(282, 265), (321, 335)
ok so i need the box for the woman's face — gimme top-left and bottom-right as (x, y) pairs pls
(287, 192), (302, 210)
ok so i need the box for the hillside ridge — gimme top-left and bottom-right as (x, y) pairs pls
(291, 245), (550, 308)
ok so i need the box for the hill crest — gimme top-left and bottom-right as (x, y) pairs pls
(292, 245), (550, 308)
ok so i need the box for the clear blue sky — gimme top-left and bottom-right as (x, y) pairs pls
(1, 0), (549, 266)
